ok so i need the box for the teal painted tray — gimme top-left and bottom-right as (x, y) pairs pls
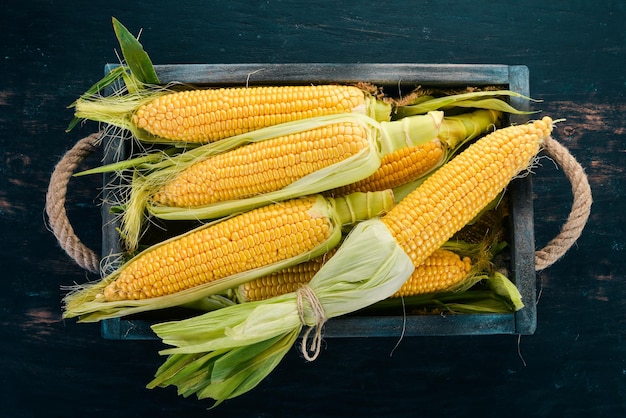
(99, 63), (536, 340)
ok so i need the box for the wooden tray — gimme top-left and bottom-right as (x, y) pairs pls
(99, 63), (536, 340)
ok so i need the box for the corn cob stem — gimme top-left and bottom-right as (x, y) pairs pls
(62, 190), (394, 321)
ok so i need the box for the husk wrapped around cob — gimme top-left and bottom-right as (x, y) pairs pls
(62, 190), (395, 321)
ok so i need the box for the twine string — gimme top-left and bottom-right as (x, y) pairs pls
(296, 285), (327, 361)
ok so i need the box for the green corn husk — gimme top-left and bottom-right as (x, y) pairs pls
(393, 90), (539, 119)
(67, 17), (159, 132)
(145, 270), (523, 404)
(486, 271), (525, 311)
(148, 219), (414, 406)
(111, 17), (159, 88)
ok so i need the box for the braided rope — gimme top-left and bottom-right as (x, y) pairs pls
(534, 136), (592, 271)
(45, 132), (103, 273)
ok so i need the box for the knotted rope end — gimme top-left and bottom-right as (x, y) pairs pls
(296, 285), (327, 362)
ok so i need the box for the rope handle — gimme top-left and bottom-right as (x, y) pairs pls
(45, 132), (592, 274)
(534, 136), (592, 271)
(45, 132), (103, 273)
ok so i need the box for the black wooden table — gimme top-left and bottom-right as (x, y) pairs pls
(2, 1), (624, 416)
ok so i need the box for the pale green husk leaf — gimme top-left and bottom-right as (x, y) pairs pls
(147, 330), (300, 406)
(486, 271), (525, 311)
(394, 90), (539, 118)
(148, 219), (414, 404)
(111, 17), (159, 87)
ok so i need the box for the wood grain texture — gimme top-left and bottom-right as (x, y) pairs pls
(1, 0), (624, 416)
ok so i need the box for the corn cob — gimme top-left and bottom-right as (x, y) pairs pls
(152, 121), (372, 207)
(324, 139), (445, 197)
(73, 84), (392, 143)
(391, 249), (472, 297)
(377, 117), (553, 271)
(62, 190), (394, 321)
(236, 248), (471, 302)
(236, 249), (338, 302)
(324, 109), (502, 197)
(146, 112), (442, 208)
(116, 111), (443, 251)
(104, 196), (333, 302)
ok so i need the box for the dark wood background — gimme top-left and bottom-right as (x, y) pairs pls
(1, 0), (624, 416)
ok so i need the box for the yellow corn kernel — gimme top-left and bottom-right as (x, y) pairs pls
(381, 117), (553, 269)
(326, 139), (444, 195)
(131, 85), (369, 143)
(152, 121), (370, 207)
(390, 249), (472, 297)
(102, 196), (333, 302)
(238, 247), (471, 302)
(237, 249), (337, 302)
